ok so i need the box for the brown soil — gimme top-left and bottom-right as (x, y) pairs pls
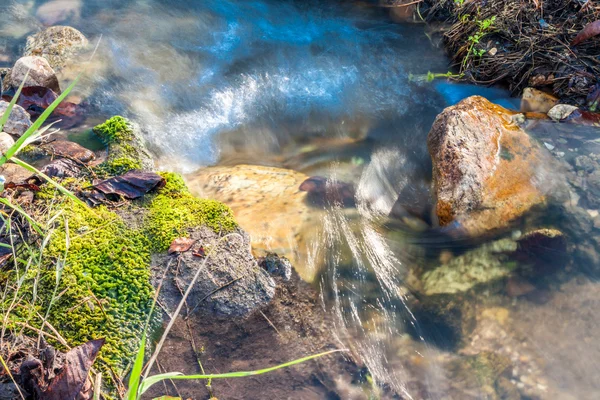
(145, 270), (363, 400)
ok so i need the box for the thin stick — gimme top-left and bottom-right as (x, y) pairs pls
(185, 276), (243, 319)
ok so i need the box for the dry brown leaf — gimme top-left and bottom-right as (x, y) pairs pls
(168, 237), (196, 254)
(571, 20), (600, 46)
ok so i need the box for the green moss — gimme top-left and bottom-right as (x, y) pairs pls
(92, 116), (149, 177)
(6, 171), (236, 378)
(95, 156), (142, 176)
(158, 171), (189, 195)
(34, 202), (154, 372)
(92, 116), (133, 144)
(145, 173), (237, 251)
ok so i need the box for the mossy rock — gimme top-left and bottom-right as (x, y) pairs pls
(446, 352), (515, 399)
(421, 239), (518, 295)
(6, 172), (239, 377)
(92, 116), (154, 176)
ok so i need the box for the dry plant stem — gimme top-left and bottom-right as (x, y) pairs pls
(143, 232), (243, 380)
(0, 354), (25, 400)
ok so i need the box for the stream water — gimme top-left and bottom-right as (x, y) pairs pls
(3, 0), (600, 399)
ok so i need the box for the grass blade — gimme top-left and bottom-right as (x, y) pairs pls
(0, 70), (29, 134)
(0, 74), (80, 165)
(0, 353), (25, 400)
(0, 198), (43, 235)
(11, 158), (86, 207)
(126, 332), (146, 400)
(138, 349), (346, 395)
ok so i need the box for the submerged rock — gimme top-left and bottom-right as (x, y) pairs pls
(421, 238), (517, 295)
(24, 26), (88, 70)
(428, 96), (552, 236)
(521, 87), (558, 113)
(0, 100), (32, 136)
(36, 0), (81, 26)
(2, 56), (60, 93)
(186, 164), (324, 283)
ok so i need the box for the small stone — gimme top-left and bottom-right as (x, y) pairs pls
(588, 209), (599, 218)
(556, 151), (565, 157)
(36, 0), (81, 26)
(2, 56), (60, 93)
(258, 253), (292, 281)
(557, 138), (568, 144)
(0, 101), (32, 136)
(42, 140), (95, 163)
(24, 25), (88, 70)
(547, 104), (578, 121)
(544, 142), (555, 151)
(521, 87), (559, 113)
(0, 132), (15, 155)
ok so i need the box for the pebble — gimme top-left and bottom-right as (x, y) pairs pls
(544, 142), (555, 151)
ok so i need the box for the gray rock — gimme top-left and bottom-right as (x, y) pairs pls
(0, 100), (32, 136)
(155, 227), (276, 317)
(259, 253), (292, 281)
(574, 155), (596, 173)
(24, 25), (88, 70)
(587, 170), (600, 207)
(548, 104), (578, 121)
(0, 132), (15, 155)
(2, 56), (60, 93)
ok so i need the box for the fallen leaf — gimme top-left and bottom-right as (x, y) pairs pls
(168, 237), (196, 254)
(41, 338), (105, 400)
(571, 20), (600, 46)
(93, 171), (166, 199)
(2, 86), (85, 129)
(4, 182), (40, 191)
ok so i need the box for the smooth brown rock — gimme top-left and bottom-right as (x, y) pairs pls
(42, 140), (95, 163)
(520, 87), (558, 113)
(186, 165), (324, 283)
(24, 26), (88, 70)
(2, 56), (60, 93)
(428, 96), (549, 236)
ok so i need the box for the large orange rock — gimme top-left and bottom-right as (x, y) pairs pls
(185, 165), (324, 282)
(427, 96), (551, 236)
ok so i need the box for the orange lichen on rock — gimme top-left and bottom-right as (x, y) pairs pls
(428, 96), (552, 236)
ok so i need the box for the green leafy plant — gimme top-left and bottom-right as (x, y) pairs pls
(463, 15), (497, 69)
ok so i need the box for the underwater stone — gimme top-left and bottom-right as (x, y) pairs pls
(422, 238), (518, 295)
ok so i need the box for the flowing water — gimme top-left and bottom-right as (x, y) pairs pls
(3, 0), (600, 399)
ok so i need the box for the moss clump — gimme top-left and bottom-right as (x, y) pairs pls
(92, 116), (133, 144)
(95, 156), (142, 177)
(158, 171), (189, 195)
(7, 171), (236, 378)
(35, 202), (154, 372)
(145, 172), (237, 251)
(92, 116), (152, 177)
